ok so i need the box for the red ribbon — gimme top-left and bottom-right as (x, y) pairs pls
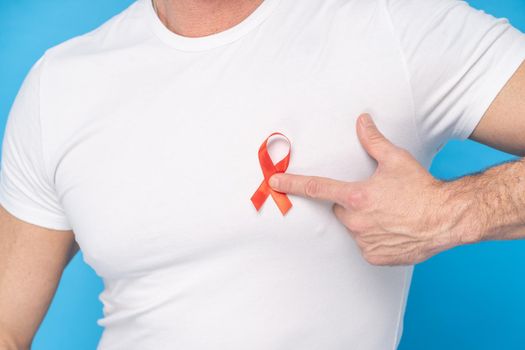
(250, 132), (293, 215)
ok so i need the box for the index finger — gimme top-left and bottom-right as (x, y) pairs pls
(269, 173), (354, 206)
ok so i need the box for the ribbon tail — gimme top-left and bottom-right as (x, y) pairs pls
(270, 188), (292, 215)
(250, 180), (271, 211)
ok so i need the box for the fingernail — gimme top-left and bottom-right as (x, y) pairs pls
(269, 175), (279, 188)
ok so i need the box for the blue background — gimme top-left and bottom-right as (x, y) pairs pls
(1, 1), (524, 349)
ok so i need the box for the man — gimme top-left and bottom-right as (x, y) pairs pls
(0, 0), (524, 349)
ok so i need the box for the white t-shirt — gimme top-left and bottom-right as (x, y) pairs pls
(1, 0), (524, 348)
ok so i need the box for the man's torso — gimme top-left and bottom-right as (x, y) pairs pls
(39, 0), (436, 348)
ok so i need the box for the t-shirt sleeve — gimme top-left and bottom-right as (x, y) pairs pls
(0, 55), (72, 231)
(385, 0), (525, 152)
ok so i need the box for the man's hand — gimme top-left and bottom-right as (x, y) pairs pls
(268, 113), (477, 266)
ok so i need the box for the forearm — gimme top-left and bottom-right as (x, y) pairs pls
(441, 157), (525, 245)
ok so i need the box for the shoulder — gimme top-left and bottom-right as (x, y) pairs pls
(41, 1), (149, 73)
(383, 0), (467, 18)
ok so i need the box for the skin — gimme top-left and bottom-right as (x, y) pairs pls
(1, 0), (524, 347)
(0, 205), (77, 349)
(153, 0), (264, 37)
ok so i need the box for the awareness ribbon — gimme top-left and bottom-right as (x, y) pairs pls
(250, 132), (293, 215)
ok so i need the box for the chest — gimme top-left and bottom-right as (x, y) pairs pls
(50, 38), (429, 278)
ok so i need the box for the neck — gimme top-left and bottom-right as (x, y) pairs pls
(153, 0), (265, 38)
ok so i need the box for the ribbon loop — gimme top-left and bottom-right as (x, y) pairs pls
(250, 132), (292, 215)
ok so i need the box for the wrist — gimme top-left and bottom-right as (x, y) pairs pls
(436, 177), (486, 246)
(430, 158), (525, 248)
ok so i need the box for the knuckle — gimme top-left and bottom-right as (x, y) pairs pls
(356, 238), (370, 253)
(346, 216), (365, 233)
(304, 177), (321, 198)
(364, 254), (387, 266)
(344, 187), (369, 210)
(368, 131), (384, 145)
(362, 251), (374, 264)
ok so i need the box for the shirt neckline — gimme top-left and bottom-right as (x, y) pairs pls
(142, 0), (281, 52)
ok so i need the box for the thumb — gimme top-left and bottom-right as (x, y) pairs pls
(356, 113), (396, 162)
